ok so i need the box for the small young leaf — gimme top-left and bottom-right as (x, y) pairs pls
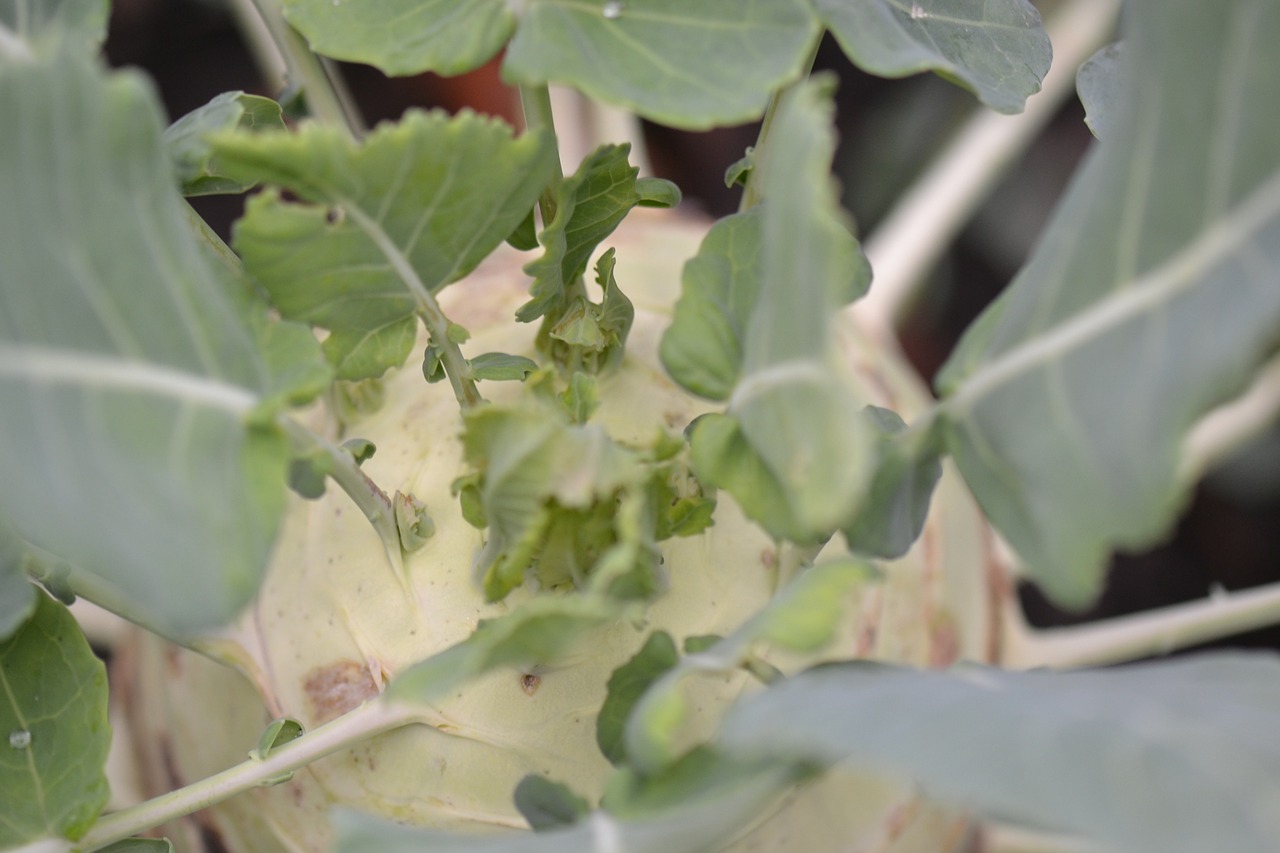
(393, 490), (435, 552)
(342, 438), (377, 466)
(505, 206), (540, 252)
(513, 775), (591, 831)
(560, 372), (600, 424)
(287, 451), (333, 500)
(249, 717), (304, 761)
(812, 0), (1051, 114)
(723, 150), (754, 189)
(596, 631), (680, 765)
(321, 316), (418, 382)
(469, 352), (539, 382)
(721, 654), (1280, 853)
(164, 91), (285, 196)
(0, 593), (110, 846)
(635, 177), (681, 209)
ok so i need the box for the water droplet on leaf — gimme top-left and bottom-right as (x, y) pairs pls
(909, 3), (926, 19)
(602, 0), (624, 20)
(9, 730), (30, 749)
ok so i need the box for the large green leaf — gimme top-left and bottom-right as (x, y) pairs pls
(283, 0), (513, 77)
(811, 0), (1050, 114)
(504, 0), (820, 130)
(0, 53), (299, 632)
(164, 91), (285, 197)
(720, 654), (1280, 853)
(687, 78), (877, 544)
(936, 0), (1280, 607)
(0, 0), (107, 56)
(215, 111), (556, 380)
(1076, 42), (1123, 139)
(0, 592), (110, 846)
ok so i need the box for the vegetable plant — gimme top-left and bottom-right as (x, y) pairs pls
(4, 0), (1280, 851)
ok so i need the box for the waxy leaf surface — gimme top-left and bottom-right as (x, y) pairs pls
(283, 0), (512, 77)
(937, 0), (1280, 607)
(0, 593), (109, 846)
(164, 91), (285, 196)
(0, 54), (297, 632)
(215, 111), (555, 379)
(812, 0), (1050, 113)
(0, 0), (106, 55)
(721, 654), (1280, 853)
(1076, 42), (1123, 139)
(505, 0), (819, 129)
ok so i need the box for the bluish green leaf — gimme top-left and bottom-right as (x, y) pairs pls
(0, 592), (109, 845)
(215, 111), (556, 379)
(937, 0), (1280, 607)
(812, 0), (1050, 114)
(164, 91), (285, 196)
(841, 407), (944, 559)
(283, 0), (513, 77)
(0, 53), (293, 632)
(513, 775), (591, 830)
(1077, 42), (1123, 139)
(333, 758), (794, 853)
(504, 0), (819, 130)
(659, 210), (763, 401)
(721, 654), (1280, 853)
(518, 144), (650, 324)
(597, 631), (679, 765)
(689, 78), (877, 543)
(625, 559), (874, 772)
(249, 717), (304, 761)
(0, 0), (107, 56)
(387, 595), (619, 705)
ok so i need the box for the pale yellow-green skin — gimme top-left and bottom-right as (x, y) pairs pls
(117, 211), (999, 852)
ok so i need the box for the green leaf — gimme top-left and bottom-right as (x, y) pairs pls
(506, 206), (539, 252)
(387, 595), (619, 705)
(721, 653), (1280, 853)
(98, 839), (175, 853)
(812, 0), (1050, 114)
(659, 210), (763, 401)
(393, 489), (435, 552)
(688, 79), (877, 544)
(513, 775), (591, 831)
(469, 352), (539, 382)
(0, 593), (110, 845)
(0, 0), (107, 56)
(504, 0), (820, 130)
(518, 144), (650, 324)
(321, 316), (418, 382)
(214, 110), (555, 378)
(625, 559), (874, 772)
(1077, 42), (1123, 139)
(602, 747), (803, 819)
(283, 0), (513, 77)
(0, 53), (293, 632)
(936, 0), (1280, 608)
(597, 631), (679, 765)
(332, 758), (794, 853)
(249, 717), (304, 761)
(841, 407), (944, 559)
(164, 91), (285, 196)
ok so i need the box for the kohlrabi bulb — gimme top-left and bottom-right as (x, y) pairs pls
(115, 211), (998, 853)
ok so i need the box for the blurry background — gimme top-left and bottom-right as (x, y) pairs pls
(102, 0), (1280, 652)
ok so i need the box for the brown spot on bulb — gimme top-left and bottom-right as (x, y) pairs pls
(303, 660), (379, 724)
(520, 673), (541, 695)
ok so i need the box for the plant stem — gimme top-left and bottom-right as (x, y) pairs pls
(739, 43), (822, 213)
(519, 82), (565, 226)
(1001, 579), (1280, 670)
(277, 417), (406, 575)
(1181, 351), (1280, 481)
(340, 201), (483, 409)
(850, 0), (1123, 341)
(238, 0), (365, 137)
(67, 699), (419, 853)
